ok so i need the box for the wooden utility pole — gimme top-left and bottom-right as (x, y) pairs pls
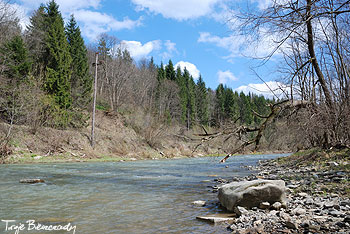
(91, 52), (98, 148)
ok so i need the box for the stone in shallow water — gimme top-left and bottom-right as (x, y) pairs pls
(218, 179), (286, 211)
(192, 200), (206, 206)
(196, 213), (236, 223)
(19, 179), (45, 184)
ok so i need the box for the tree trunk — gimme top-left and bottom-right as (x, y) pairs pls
(306, 0), (333, 108)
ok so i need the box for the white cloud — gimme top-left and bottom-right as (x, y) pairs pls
(13, 0), (142, 41)
(121, 40), (162, 60)
(74, 10), (143, 40)
(175, 61), (200, 79)
(217, 70), (238, 84)
(235, 81), (289, 99)
(161, 40), (178, 60)
(131, 0), (220, 20)
(18, 0), (101, 13)
(198, 31), (283, 61)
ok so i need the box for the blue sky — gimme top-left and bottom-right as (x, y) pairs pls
(12, 0), (287, 98)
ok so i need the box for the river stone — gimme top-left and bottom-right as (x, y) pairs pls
(285, 220), (298, 229)
(234, 206), (248, 216)
(218, 179), (286, 211)
(292, 207), (306, 216)
(192, 200), (206, 206)
(20, 179), (45, 184)
(271, 201), (283, 210)
(196, 213), (236, 223)
(259, 201), (270, 209)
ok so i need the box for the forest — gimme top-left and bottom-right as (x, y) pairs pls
(0, 0), (349, 160)
(0, 0), (275, 158)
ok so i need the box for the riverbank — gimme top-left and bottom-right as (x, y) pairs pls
(0, 110), (219, 164)
(208, 148), (350, 233)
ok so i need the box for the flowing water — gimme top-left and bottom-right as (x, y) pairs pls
(0, 154), (288, 234)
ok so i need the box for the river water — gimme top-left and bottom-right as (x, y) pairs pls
(0, 154), (288, 234)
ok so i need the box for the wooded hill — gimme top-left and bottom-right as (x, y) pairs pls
(0, 1), (275, 156)
(1, 0), (349, 161)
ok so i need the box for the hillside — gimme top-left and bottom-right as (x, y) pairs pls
(0, 110), (223, 164)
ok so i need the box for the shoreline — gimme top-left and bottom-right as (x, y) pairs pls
(2, 150), (292, 165)
(206, 149), (350, 233)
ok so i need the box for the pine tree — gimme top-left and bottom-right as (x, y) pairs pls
(176, 66), (188, 123)
(215, 84), (225, 126)
(0, 35), (32, 125)
(157, 62), (165, 81)
(195, 75), (209, 125)
(184, 69), (196, 129)
(238, 92), (253, 125)
(165, 60), (176, 81)
(224, 88), (238, 121)
(66, 14), (92, 108)
(25, 5), (46, 74)
(0, 35), (31, 83)
(44, 0), (72, 110)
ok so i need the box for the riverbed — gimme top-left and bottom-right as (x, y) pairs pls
(0, 154), (288, 234)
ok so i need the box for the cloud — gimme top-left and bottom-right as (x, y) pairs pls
(13, 0), (142, 41)
(18, 0), (101, 13)
(217, 70), (238, 84)
(131, 0), (220, 20)
(175, 61), (200, 79)
(235, 81), (288, 99)
(121, 40), (162, 59)
(198, 31), (283, 61)
(74, 10), (143, 40)
(161, 40), (178, 60)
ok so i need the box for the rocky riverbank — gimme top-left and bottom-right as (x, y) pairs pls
(206, 149), (350, 233)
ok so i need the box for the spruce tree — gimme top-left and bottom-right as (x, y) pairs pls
(238, 92), (253, 125)
(215, 84), (225, 125)
(195, 75), (209, 125)
(66, 14), (92, 108)
(176, 67), (187, 123)
(0, 35), (32, 124)
(25, 5), (46, 74)
(183, 69), (196, 129)
(224, 88), (236, 120)
(44, 0), (72, 110)
(157, 62), (165, 81)
(165, 60), (176, 81)
(0, 35), (32, 83)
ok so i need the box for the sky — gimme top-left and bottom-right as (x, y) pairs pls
(11, 0), (288, 99)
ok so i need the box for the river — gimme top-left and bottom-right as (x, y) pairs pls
(0, 153), (288, 234)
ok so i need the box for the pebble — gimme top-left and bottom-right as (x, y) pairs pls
(271, 202), (282, 210)
(292, 207), (307, 216)
(259, 201), (270, 209)
(192, 200), (206, 207)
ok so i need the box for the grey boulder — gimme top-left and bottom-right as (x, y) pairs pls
(218, 179), (286, 211)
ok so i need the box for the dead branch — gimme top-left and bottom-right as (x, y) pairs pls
(192, 99), (314, 162)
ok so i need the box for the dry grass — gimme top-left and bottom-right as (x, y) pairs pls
(1, 110), (219, 163)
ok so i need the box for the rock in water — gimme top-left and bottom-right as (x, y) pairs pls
(196, 213), (236, 223)
(218, 179), (286, 211)
(192, 200), (206, 206)
(20, 179), (45, 184)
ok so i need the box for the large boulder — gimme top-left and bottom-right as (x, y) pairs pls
(218, 179), (286, 211)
